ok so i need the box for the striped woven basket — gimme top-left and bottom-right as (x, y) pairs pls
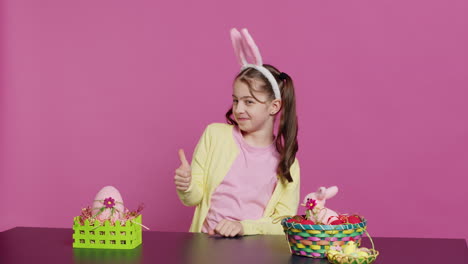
(280, 217), (367, 258)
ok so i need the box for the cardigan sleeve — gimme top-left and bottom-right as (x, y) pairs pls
(240, 159), (300, 235)
(176, 125), (211, 207)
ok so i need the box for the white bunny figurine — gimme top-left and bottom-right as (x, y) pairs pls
(302, 186), (339, 224)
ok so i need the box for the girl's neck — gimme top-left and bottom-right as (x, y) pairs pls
(240, 125), (275, 148)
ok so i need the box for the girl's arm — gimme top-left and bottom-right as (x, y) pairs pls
(176, 125), (211, 206)
(240, 159), (300, 235)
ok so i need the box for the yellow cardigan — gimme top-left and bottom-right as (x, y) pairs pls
(177, 123), (300, 235)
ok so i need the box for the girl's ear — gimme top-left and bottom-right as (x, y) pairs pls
(269, 99), (282, 115)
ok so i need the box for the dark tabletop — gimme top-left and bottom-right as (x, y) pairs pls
(0, 227), (467, 264)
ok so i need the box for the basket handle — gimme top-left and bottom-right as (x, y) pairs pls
(362, 228), (376, 251)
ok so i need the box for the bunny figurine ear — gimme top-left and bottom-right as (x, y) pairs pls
(324, 186), (339, 199)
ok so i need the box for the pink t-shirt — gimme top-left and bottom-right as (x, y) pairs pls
(201, 126), (279, 233)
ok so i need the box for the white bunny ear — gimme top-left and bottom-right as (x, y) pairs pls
(324, 186), (339, 199)
(314, 186), (325, 200)
(240, 28), (263, 66)
(230, 28), (247, 66)
(229, 27), (282, 99)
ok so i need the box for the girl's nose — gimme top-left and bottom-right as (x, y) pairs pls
(234, 103), (245, 114)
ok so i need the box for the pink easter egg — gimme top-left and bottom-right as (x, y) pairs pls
(92, 186), (125, 221)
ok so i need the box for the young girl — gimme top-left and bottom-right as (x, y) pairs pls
(174, 28), (300, 237)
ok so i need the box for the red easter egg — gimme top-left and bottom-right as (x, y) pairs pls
(348, 215), (361, 224)
(330, 220), (344, 225)
(301, 220), (315, 225)
(286, 219), (296, 223)
(338, 215), (349, 223)
(293, 215), (305, 221)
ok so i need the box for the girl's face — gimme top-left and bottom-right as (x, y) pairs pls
(232, 79), (281, 133)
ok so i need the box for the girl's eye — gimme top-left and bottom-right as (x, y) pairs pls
(233, 99), (238, 104)
(246, 100), (255, 105)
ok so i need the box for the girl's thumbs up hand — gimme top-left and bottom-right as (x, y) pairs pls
(174, 149), (192, 191)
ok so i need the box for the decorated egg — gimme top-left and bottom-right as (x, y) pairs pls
(300, 220), (315, 225)
(292, 215), (305, 222)
(347, 215), (362, 224)
(329, 219), (344, 225)
(91, 186), (125, 221)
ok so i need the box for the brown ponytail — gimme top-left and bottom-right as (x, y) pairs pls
(274, 70), (298, 183)
(226, 64), (299, 183)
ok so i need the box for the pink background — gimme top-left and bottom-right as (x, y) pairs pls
(1, 0), (467, 242)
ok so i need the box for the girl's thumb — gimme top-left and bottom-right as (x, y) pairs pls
(178, 149), (190, 167)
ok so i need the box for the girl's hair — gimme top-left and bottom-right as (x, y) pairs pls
(225, 64), (298, 183)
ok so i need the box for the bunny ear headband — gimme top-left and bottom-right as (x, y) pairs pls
(230, 28), (285, 100)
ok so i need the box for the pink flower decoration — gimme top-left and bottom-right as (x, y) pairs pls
(103, 197), (115, 208)
(305, 198), (317, 210)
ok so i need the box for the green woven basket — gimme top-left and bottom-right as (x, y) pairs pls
(72, 215), (142, 249)
(281, 217), (367, 258)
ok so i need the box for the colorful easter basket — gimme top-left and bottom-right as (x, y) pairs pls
(280, 217), (367, 258)
(72, 215), (142, 249)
